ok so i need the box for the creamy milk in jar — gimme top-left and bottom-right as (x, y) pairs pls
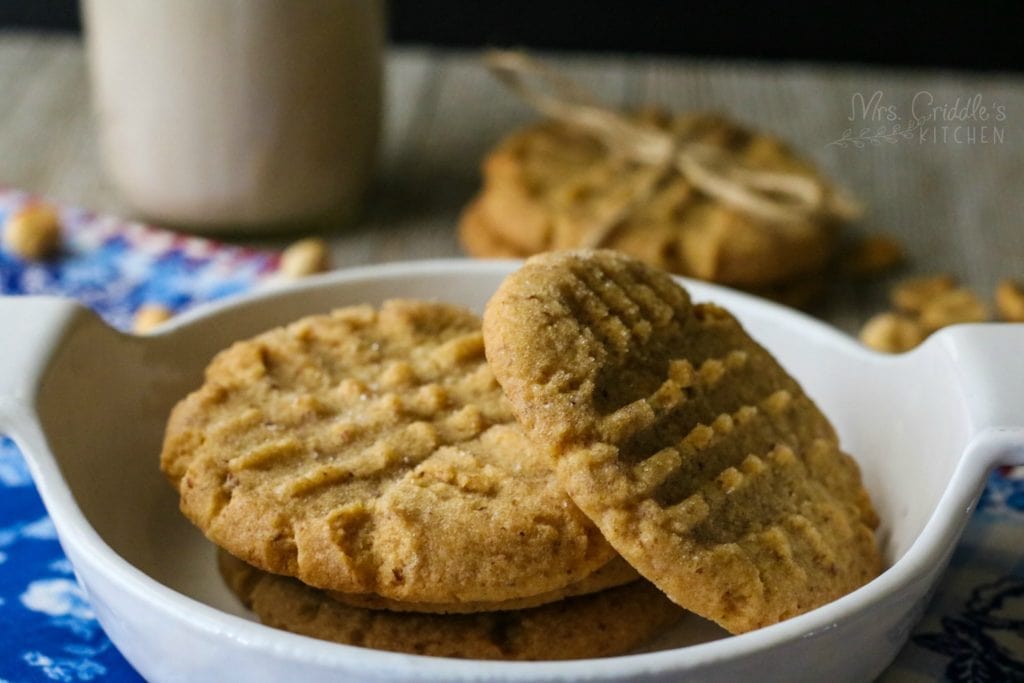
(83, 0), (385, 233)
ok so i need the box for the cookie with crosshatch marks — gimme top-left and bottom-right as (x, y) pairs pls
(161, 300), (619, 604)
(482, 250), (882, 633)
(218, 551), (684, 660)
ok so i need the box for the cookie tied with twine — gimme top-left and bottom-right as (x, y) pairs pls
(461, 51), (862, 295)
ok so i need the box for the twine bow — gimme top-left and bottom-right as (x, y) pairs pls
(483, 51), (861, 248)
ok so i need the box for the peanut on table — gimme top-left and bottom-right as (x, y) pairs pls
(2, 205), (62, 260)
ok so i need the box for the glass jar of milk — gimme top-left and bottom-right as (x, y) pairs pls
(82, 0), (385, 234)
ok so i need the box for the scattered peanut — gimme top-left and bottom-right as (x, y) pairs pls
(2, 205), (62, 260)
(844, 234), (906, 277)
(132, 304), (174, 334)
(279, 237), (330, 278)
(859, 312), (927, 353)
(862, 273), (999, 353)
(890, 274), (956, 313)
(995, 279), (1024, 322)
(918, 288), (990, 331)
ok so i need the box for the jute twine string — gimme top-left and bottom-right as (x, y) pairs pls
(484, 51), (861, 249)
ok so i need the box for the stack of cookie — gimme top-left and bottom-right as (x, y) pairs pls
(161, 250), (881, 660)
(161, 299), (684, 659)
(460, 111), (858, 305)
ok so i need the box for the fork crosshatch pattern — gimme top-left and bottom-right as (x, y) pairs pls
(0, 190), (1021, 681)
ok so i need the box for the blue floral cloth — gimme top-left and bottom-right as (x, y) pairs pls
(0, 190), (1021, 682)
(0, 190), (276, 682)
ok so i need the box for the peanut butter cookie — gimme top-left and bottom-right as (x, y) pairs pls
(162, 300), (618, 603)
(483, 250), (881, 633)
(219, 551), (684, 660)
(329, 556), (639, 614)
(458, 197), (530, 260)
(464, 112), (850, 289)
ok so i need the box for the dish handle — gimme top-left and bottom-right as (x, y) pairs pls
(0, 296), (92, 437)
(934, 323), (1024, 469)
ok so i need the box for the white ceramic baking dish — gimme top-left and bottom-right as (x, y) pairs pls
(1, 260), (1021, 682)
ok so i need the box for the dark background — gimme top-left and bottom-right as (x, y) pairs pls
(1, 0), (1021, 72)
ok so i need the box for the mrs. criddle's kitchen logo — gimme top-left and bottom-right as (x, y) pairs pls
(828, 90), (1006, 148)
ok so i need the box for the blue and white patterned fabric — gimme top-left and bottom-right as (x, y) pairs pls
(0, 439), (141, 682)
(0, 189), (1021, 681)
(0, 189), (277, 331)
(0, 189), (276, 682)
(882, 468), (1024, 681)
